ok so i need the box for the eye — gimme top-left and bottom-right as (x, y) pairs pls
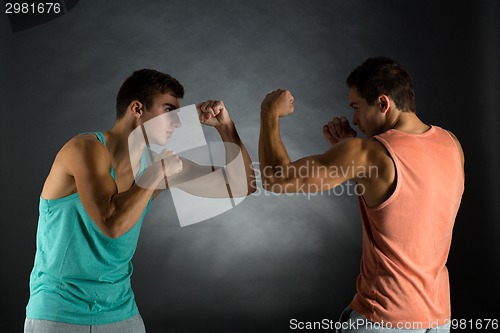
(165, 107), (174, 112)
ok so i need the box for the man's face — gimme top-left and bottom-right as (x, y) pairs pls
(142, 92), (182, 146)
(348, 87), (385, 137)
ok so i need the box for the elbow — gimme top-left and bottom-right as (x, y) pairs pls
(245, 184), (257, 196)
(262, 175), (307, 194)
(229, 182), (257, 197)
(248, 185), (257, 195)
(259, 166), (289, 193)
(261, 177), (285, 193)
(247, 176), (258, 195)
(100, 207), (123, 239)
(227, 173), (258, 197)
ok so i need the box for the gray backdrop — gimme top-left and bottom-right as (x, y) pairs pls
(1, 0), (499, 332)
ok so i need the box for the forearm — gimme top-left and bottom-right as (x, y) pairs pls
(101, 167), (163, 238)
(258, 89), (350, 193)
(217, 121), (256, 195)
(259, 111), (292, 187)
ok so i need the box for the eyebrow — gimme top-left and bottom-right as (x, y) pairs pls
(162, 103), (178, 110)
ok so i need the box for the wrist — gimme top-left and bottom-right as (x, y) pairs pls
(261, 109), (280, 127)
(216, 120), (239, 143)
(260, 106), (280, 118)
(216, 119), (235, 133)
(135, 162), (165, 190)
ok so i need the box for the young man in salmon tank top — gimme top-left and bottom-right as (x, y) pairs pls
(25, 69), (256, 333)
(259, 57), (464, 333)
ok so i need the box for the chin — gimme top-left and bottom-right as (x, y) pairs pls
(370, 132), (384, 138)
(150, 137), (169, 146)
(363, 131), (375, 137)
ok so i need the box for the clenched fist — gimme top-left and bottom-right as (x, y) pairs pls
(135, 149), (183, 189)
(323, 116), (357, 146)
(197, 100), (232, 128)
(154, 149), (183, 178)
(261, 89), (294, 117)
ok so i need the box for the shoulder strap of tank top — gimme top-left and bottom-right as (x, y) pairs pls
(79, 131), (116, 180)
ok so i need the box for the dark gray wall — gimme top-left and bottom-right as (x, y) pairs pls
(1, 1), (498, 332)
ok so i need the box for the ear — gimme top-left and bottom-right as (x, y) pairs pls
(128, 100), (144, 119)
(378, 95), (391, 114)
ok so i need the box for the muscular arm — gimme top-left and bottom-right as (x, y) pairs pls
(259, 109), (368, 192)
(63, 136), (165, 238)
(154, 101), (256, 199)
(213, 120), (256, 196)
(259, 89), (393, 202)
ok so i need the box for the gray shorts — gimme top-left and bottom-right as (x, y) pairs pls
(336, 307), (450, 333)
(24, 314), (146, 333)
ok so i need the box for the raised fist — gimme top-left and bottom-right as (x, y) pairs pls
(197, 100), (232, 128)
(261, 89), (294, 117)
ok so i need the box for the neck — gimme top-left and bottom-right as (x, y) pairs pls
(105, 119), (139, 171)
(385, 109), (430, 134)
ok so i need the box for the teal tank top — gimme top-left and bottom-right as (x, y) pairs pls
(26, 132), (152, 325)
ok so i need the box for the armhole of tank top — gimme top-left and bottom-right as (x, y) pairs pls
(443, 129), (464, 181)
(368, 136), (401, 211)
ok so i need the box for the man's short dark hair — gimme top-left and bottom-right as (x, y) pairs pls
(346, 57), (416, 113)
(116, 69), (184, 119)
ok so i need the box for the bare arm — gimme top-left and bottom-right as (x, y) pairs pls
(258, 89), (382, 194)
(154, 100), (256, 198)
(63, 136), (179, 238)
(214, 119), (256, 196)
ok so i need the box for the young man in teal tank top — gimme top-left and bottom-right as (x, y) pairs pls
(258, 57), (464, 332)
(25, 69), (256, 332)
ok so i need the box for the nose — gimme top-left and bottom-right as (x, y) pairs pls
(352, 114), (358, 126)
(170, 113), (181, 128)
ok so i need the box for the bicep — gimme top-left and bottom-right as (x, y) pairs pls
(266, 139), (367, 192)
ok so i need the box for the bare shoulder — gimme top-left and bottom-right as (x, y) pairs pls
(322, 137), (393, 180)
(363, 138), (395, 177)
(341, 137), (395, 182)
(58, 134), (111, 175)
(62, 133), (105, 150)
(355, 137), (396, 206)
(42, 134), (111, 199)
(335, 137), (391, 165)
(51, 134), (111, 182)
